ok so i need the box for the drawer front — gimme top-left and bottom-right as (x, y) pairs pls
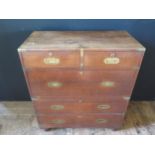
(27, 70), (137, 83)
(28, 80), (133, 97)
(34, 100), (128, 114)
(21, 50), (80, 68)
(37, 113), (124, 128)
(26, 70), (136, 97)
(84, 51), (144, 69)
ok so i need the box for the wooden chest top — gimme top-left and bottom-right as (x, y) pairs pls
(18, 31), (145, 51)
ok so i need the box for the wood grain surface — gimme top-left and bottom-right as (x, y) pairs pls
(18, 31), (145, 51)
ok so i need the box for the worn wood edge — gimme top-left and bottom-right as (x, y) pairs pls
(17, 31), (146, 51)
(17, 47), (146, 52)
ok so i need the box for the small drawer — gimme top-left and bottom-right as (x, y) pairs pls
(84, 50), (144, 70)
(34, 99), (128, 114)
(20, 50), (80, 69)
(37, 113), (124, 129)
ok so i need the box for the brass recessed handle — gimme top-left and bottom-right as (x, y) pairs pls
(43, 57), (60, 65)
(97, 104), (111, 110)
(96, 119), (108, 124)
(104, 57), (120, 64)
(123, 96), (130, 101)
(47, 81), (63, 88)
(50, 119), (65, 124)
(100, 81), (115, 87)
(50, 105), (64, 110)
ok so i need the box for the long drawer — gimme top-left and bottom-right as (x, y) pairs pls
(34, 100), (128, 114)
(28, 81), (133, 97)
(37, 113), (124, 129)
(26, 69), (137, 83)
(26, 70), (137, 97)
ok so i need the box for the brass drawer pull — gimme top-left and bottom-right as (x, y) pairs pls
(43, 57), (60, 65)
(47, 81), (63, 88)
(50, 105), (64, 110)
(50, 119), (65, 124)
(96, 119), (108, 124)
(104, 57), (120, 64)
(100, 81), (115, 87)
(123, 96), (130, 101)
(97, 104), (111, 110)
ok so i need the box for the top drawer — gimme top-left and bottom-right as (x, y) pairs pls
(84, 50), (144, 70)
(20, 50), (80, 69)
(19, 50), (144, 70)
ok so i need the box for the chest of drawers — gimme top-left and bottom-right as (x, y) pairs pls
(18, 31), (145, 129)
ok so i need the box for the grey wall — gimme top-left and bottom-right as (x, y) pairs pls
(0, 19), (155, 101)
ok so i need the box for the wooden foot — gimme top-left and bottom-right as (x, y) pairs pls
(44, 128), (52, 131)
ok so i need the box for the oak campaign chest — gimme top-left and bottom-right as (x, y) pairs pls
(18, 31), (145, 129)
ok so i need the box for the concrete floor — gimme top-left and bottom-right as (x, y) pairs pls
(0, 101), (155, 135)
